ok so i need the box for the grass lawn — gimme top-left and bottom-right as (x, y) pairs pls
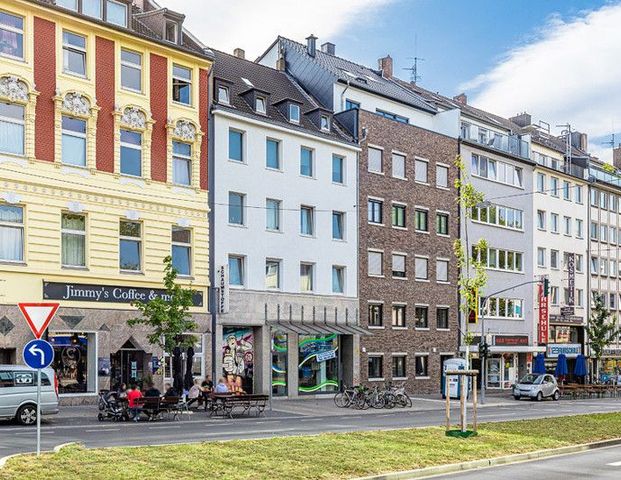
(3, 413), (621, 480)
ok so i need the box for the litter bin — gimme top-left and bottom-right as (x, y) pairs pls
(442, 358), (469, 399)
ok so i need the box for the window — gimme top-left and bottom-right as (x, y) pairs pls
(368, 147), (383, 173)
(575, 254), (584, 273)
(550, 287), (559, 306)
(172, 141), (191, 185)
(436, 259), (449, 282)
(537, 210), (546, 230)
(415, 356), (428, 377)
(575, 185), (583, 204)
(266, 139), (280, 169)
(217, 85), (230, 104)
(436, 213), (449, 235)
(0, 102), (24, 155)
(577, 289), (584, 307)
(591, 221), (598, 240)
(228, 255), (244, 286)
(255, 96), (267, 114)
(320, 115), (330, 131)
(332, 211), (344, 240)
(611, 293), (617, 310)
(415, 256), (428, 280)
(0, 205), (23, 262)
(415, 159), (428, 183)
(563, 216), (572, 236)
(392, 204), (406, 228)
(228, 192), (245, 225)
(471, 154), (523, 187)
(172, 64), (192, 105)
(550, 177), (559, 197)
(590, 189), (598, 207)
(591, 256), (598, 275)
(119, 221), (141, 271)
(120, 49), (142, 92)
(170, 227), (192, 276)
(300, 263), (314, 292)
(106, 0), (127, 27)
(368, 356), (383, 379)
(0, 10), (23, 59)
(483, 296), (524, 318)
(300, 147), (313, 177)
(61, 213), (86, 267)
(120, 129), (142, 176)
(369, 304), (383, 327)
(376, 109), (408, 123)
(265, 259), (280, 289)
(612, 195), (618, 212)
(300, 206), (314, 235)
(165, 21), (178, 43)
(392, 305), (406, 328)
(368, 199), (383, 224)
(601, 224), (608, 243)
(576, 219), (583, 238)
(563, 181), (571, 200)
(229, 129), (243, 162)
(62, 31), (87, 76)
(472, 204), (523, 230)
(392, 253), (406, 278)
(367, 249), (384, 277)
(392, 153), (406, 179)
(550, 249), (559, 269)
(600, 191), (609, 210)
(612, 227), (618, 245)
(57, 0), (78, 9)
(437, 307), (449, 329)
(536, 173), (546, 193)
(414, 306), (428, 328)
(83, 0), (102, 18)
(415, 209), (428, 232)
(550, 213), (559, 233)
(332, 266), (345, 293)
(537, 247), (546, 267)
(332, 155), (344, 183)
(266, 199), (281, 231)
(345, 99), (360, 110)
(392, 356), (407, 378)
(289, 104), (300, 123)
(437, 165), (449, 188)
(61, 116), (87, 167)
(473, 246), (523, 273)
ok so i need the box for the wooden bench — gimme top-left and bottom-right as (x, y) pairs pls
(207, 394), (269, 418)
(136, 396), (184, 421)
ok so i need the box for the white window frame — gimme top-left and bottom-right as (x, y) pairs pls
(289, 103), (300, 123)
(120, 129), (142, 177)
(61, 115), (87, 167)
(61, 213), (86, 268)
(265, 258), (281, 290)
(368, 249), (384, 277)
(120, 48), (142, 93)
(0, 204), (24, 262)
(62, 30), (87, 77)
(172, 64), (192, 106)
(414, 157), (429, 184)
(0, 102), (25, 156)
(119, 220), (142, 272)
(171, 226), (192, 276)
(255, 96), (267, 114)
(217, 85), (230, 104)
(300, 262), (314, 292)
(172, 141), (192, 186)
(0, 10), (24, 60)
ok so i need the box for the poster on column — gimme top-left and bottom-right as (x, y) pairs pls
(222, 328), (254, 394)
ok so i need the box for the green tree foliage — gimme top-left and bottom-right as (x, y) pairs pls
(128, 256), (197, 354)
(586, 296), (621, 376)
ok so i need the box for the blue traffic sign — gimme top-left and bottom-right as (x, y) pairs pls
(23, 340), (54, 370)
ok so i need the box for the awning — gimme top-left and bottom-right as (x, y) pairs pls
(267, 320), (371, 336)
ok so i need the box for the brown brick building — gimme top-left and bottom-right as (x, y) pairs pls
(358, 110), (459, 393)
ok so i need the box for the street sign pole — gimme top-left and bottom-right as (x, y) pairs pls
(36, 370), (41, 457)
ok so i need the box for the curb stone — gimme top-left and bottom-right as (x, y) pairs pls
(355, 438), (621, 480)
(0, 442), (78, 470)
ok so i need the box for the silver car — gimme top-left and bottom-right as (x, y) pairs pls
(0, 365), (59, 425)
(513, 373), (560, 401)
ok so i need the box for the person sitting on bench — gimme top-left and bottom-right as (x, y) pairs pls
(214, 377), (229, 394)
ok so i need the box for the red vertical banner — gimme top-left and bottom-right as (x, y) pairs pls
(538, 284), (549, 345)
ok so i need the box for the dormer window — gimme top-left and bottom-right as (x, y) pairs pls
(217, 85), (230, 105)
(165, 21), (178, 43)
(320, 115), (330, 132)
(106, 0), (127, 27)
(256, 96), (267, 114)
(56, 0), (78, 10)
(83, 0), (103, 19)
(289, 104), (300, 123)
(56, 0), (127, 27)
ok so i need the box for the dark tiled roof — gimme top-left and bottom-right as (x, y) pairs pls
(278, 37), (436, 114)
(212, 50), (355, 144)
(528, 128), (589, 157)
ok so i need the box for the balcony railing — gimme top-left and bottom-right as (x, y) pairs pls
(461, 123), (530, 160)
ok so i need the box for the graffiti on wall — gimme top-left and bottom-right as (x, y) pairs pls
(222, 327), (254, 393)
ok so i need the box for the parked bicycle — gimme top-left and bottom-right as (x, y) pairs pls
(333, 383), (412, 410)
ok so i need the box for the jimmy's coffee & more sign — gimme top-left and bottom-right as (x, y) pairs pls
(43, 281), (204, 307)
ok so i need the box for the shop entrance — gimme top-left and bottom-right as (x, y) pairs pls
(111, 340), (147, 388)
(486, 354), (517, 389)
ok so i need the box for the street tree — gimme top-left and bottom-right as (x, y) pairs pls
(586, 295), (621, 380)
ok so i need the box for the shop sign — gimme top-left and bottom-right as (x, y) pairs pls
(560, 306), (575, 317)
(218, 265), (229, 314)
(43, 281), (203, 307)
(538, 283), (549, 345)
(549, 314), (584, 326)
(546, 343), (581, 358)
(566, 253), (575, 306)
(603, 348), (621, 356)
(494, 335), (529, 347)
(316, 350), (337, 362)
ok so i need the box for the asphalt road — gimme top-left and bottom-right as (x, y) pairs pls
(1, 397), (621, 459)
(431, 445), (621, 479)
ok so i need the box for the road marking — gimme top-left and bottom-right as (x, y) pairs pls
(148, 425), (182, 430)
(85, 428), (120, 433)
(607, 461), (621, 466)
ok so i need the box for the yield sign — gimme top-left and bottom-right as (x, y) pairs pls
(18, 303), (60, 339)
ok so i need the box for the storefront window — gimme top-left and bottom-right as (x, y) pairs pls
(550, 326), (579, 344)
(50, 332), (93, 394)
(222, 328), (254, 393)
(272, 333), (288, 396)
(298, 334), (339, 394)
(164, 334), (204, 382)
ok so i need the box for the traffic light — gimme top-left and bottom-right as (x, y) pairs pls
(543, 277), (550, 297)
(479, 342), (489, 358)
(467, 288), (479, 324)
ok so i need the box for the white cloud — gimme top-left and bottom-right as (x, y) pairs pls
(462, 3), (621, 158)
(157, 0), (395, 58)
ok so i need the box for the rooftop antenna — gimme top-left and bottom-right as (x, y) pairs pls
(403, 34), (424, 84)
(557, 123), (572, 173)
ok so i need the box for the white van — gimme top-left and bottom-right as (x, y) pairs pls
(0, 366), (59, 425)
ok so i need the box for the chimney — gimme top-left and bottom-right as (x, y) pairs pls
(509, 112), (532, 128)
(276, 46), (286, 71)
(378, 55), (393, 79)
(306, 34), (317, 57)
(453, 93), (467, 105)
(613, 145), (621, 170)
(133, 0), (145, 10)
(321, 42), (335, 55)
(233, 48), (245, 60)
(570, 131), (588, 151)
